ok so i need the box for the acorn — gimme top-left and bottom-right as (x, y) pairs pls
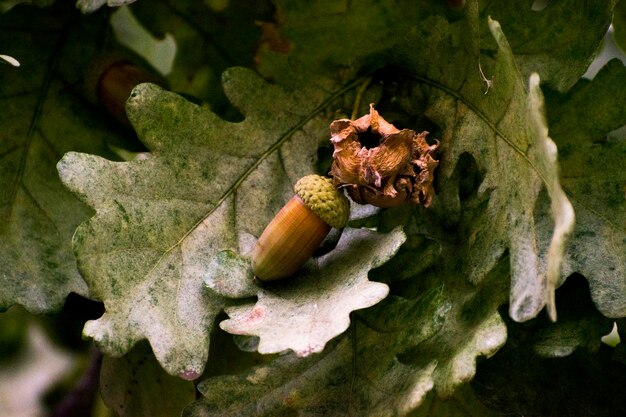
(251, 174), (350, 281)
(84, 55), (165, 126)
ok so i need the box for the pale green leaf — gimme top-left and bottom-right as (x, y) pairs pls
(391, 12), (575, 322)
(185, 2), (590, 414)
(220, 227), (405, 357)
(527, 73), (575, 320)
(185, 289), (449, 417)
(58, 70), (365, 378)
(258, 0), (582, 322)
(432, 310), (507, 396)
(546, 59), (626, 318)
(187, 281), (506, 417)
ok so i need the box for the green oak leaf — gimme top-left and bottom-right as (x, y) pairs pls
(0, 0), (54, 12)
(411, 385), (499, 417)
(128, 0), (272, 107)
(614, 0), (626, 55)
(2, 1), (622, 416)
(256, 0), (614, 92)
(187, 3), (587, 414)
(256, 0), (437, 87)
(186, 281), (506, 417)
(220, 227), (405, 356)
(184, 290), (449, 417)
(483, 0), (616, 91)
(257, 0), (580, 322)
(58, 68), (365, 378)
(473, 294), (624, 417)
(389, 11), (574, 322)
(0, 3), (128, 313)
(545, 59), (626, 318)
(488, 274), (611, 360)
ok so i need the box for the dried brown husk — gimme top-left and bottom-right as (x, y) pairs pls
(329, 105), (438, 208)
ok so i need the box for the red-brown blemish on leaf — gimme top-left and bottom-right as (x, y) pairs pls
(255, 8), (292, 71)
(244, 305), (266, 324)
(179, 369), (199, 381)
(257, 21), (292, 54)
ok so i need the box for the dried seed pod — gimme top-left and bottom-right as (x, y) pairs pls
(329, 104), (439, 208)
(251, 175), (350, 281)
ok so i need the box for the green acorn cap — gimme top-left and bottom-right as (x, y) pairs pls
(294, 175), (350, 229)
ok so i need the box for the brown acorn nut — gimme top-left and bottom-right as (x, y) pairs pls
(251, 175), (350, 281)
(85, 56), (165, 126)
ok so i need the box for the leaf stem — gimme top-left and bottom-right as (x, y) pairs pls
(351, 76), (373, 120)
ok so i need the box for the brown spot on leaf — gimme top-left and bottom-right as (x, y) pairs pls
(254, 8), (292, 71)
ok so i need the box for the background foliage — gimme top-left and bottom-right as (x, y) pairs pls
(1, 0), (625, 416)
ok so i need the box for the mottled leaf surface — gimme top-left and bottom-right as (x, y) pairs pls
(394, 14), (574, 322)
(185, 290), (449, 417)
(220, 227), (405, 356)
(187, 278), (507, 417)
(58, 69), (365, 378)
(257, 0), (614, 92)
(546, 59), (626, 318)
(2, 1), (619, 416)
(183, 1), (603, 414)
(259, 1), (580, 323)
